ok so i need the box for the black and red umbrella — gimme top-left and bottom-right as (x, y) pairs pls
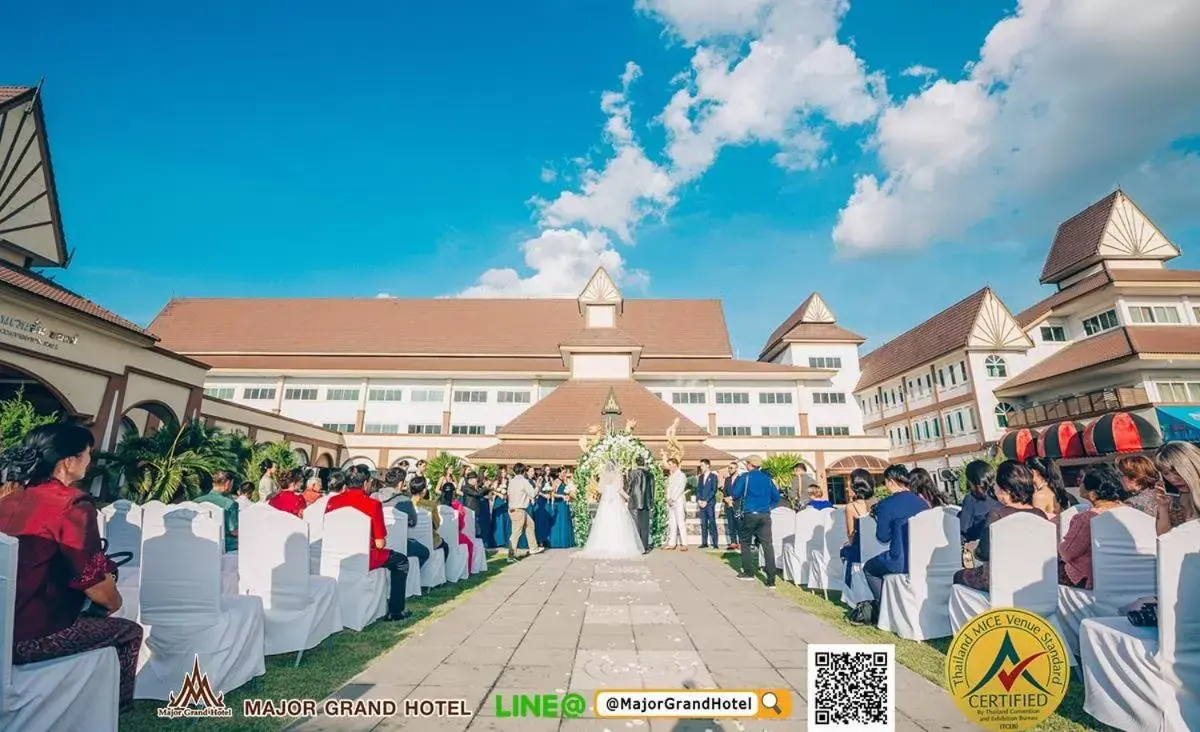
(1039, 421), (1085, 459)
(1000, 428), (1041, 461)
(1082, 412), (1163, 456)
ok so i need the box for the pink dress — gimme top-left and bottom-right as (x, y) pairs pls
(451, 500), (474, 569)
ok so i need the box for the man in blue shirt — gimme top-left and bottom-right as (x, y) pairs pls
(731, 455), (781, 587)
(695, 459), (720, 548)
(854, 464), (929, 623)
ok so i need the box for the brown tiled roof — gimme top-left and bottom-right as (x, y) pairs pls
(498, 379), (708, 438)
(826, 454), (889, 474)
(150, 298), (732, 357)
(759, 294), (864, 359)
(1015, 271), (1112, 328)
(1040, 192), (1119, 284)
(636, 358), (816, 374)
(0, 261), (152, 338)
(195, 354), (568, 373)
(0, 87), (32, 106)
(856, 288), (990, 392)
(466, 440), (735, 465)
(560, 328), (642, 348)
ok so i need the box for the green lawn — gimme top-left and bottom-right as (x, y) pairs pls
(118, 553), (507, 732)
(712, 551), (1114, 732)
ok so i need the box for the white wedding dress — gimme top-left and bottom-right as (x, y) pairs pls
(576, 465), (645, 560)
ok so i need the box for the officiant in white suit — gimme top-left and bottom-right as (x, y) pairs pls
(664, 458), (688, 550)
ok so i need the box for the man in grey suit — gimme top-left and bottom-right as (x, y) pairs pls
(507, 463), (541, 560)
(626, 456), (654, 552)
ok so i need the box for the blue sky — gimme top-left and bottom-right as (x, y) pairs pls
(8, 0), (1200, 358)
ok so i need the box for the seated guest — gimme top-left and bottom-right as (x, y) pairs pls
(1025, 456), (1076, 520)
(1058, 464), (1132, 589)
(840, 468), (875, 588)
(268, 468), (307, 518)
(803, 475), (834, 511)
(959, 460), (1001, 543)
(441, 484), (474, 569)
(1151, 443), (1200, 529)
(0, 424), (143, 707)
(410, 476), (448, 560)
(302, 475), (323, 506)
(909, 467), (950, 507)
(326, 464), (410, 621)
(236, 481), (255, 511)
(326, 470), (346, 496)
(1116, 454), (1185, 536)
(852, 464), (928, 624)
(954, 461), (1051, 591)
(391, 477), (430, 568)
(196, 470), (239, 551)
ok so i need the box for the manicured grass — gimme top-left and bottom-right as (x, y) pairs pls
(712, 551), (1114, 732)
(118, 553), (508, 732)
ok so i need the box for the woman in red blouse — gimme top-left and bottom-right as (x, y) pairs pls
(1059, 463), (1128, 589)
(440, 484), (474, 571)
(268, 468), (308, 518)
(0, 423), (143, 707)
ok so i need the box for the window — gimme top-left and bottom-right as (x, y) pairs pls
(1082, 309), (1119, 336)
(408, 424), (442, 434)
(984, 355), (1007, 378)
(1194, 306), (1200, 323)
(761, 426), (797, 436)
(960, 361), (968, 382)
(759, 392), (793, 404)
(243, 387), (276, 400)
(671, 392), (706, 405)
(995, 402), (1015, 428)
(322, 423), (355, 432)
(1040, 325), (1067, 342)
(968, 407), (977, 430)
(497, 391), (531, 404)
(716, 392), (750, 404)
(364, 423), (400, 434)
(1129, 305), (1182, 324)
(368, 388), (403, 402)
(1156, 381), (1200, 402)
(812, 392), (847, 404)
(716, 426), (751, 436)
(204, 387), (234, 399)
(453, 390), (488, 403)
(949, 365), (957, 385)
(957, 411), (965, 432)
(808, 356), (843, 369)
(451, 425), (486, 435)
(937, 369), (945, 388)
(326, 388), (360, 401)
(933, 417), (941, 437)
(816, 426), (851, 437)
(411, 389), (444, 403)
(945, 414), (955, 435)
(284, 388), (318, 401)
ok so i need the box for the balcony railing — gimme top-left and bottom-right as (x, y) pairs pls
(1006, 387), (1151, 429)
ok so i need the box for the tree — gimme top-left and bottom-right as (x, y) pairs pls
(760, 452), (807, 490)
(243, 441), (300, 486)
(424, 452), (463, 489)
(129, 422), (226, 503)
(95, 419), (252, 502)
(0, 387), (59, 450)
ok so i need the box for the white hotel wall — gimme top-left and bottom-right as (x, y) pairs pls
(634, 378), (803, 434)
(774, 341), (866, 435)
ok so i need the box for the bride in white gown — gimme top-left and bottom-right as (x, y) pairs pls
(576, 464), (645, 559)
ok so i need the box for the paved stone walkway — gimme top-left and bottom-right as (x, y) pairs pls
(292, 550), (974, 732)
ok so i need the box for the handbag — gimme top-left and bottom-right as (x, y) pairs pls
(79, 538), (134, 618)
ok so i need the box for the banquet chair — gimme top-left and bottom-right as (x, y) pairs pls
(100, 501), (144, 620)
(806, 508), (847, 598)
(763, 505), (795, 577)
(842, 516), (888, 607)
(176, 501), (238, 596)
(302, 497), (328, 575)
(782, 508), (824, 585)
(383, 510), (422, 598)
(413, 510), (446, 588)
(464, 508), (487, 575)
(1057, 504), (1082, 540)
(0, 533), (120, 732)
(1058, 507), (1157, 656)
(439, 505), (468, 583)
(320, 508), (388, 631)
(1080, 520), (1199, 731)
(134, 509), (266, 700)
(238, 505), (340, 662)
(877, 507), (961, 640)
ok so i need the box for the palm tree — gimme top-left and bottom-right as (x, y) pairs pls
(94, 418), (249, 502)
(131, 423), (225, 503)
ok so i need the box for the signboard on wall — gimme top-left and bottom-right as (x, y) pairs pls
(0, 312), (79, 351)
(1156, 406), (1200, 443)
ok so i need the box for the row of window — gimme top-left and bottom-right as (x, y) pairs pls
(666, 391), (796, 405)
(715, 426), (797, 436)
(868, 360), (972, 413)
(323, 423), (489, 435)
(888, 407), (978, 447)
(808, 356), (843, 369)
(1157, 381), (1200, 402)
(209, 387), (533, 404)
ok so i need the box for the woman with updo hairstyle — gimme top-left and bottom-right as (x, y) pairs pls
(1025, 455), (1076, 520)
(839, 468), (876, 587)
(0, 423), (143, 707)
(953, 460), (1051, 592)
(1058, 463), (1131, 589)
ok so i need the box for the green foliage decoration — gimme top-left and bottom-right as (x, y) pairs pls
(0, 387), (60, 450)
(573, 430), (667, 547)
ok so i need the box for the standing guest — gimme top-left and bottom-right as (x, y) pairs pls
(236, 481), (255, 511)
(1058, 464), (1128, 589)
(257, 459), (279, 503)
(414, 460), (427, 482)
(909, 468), (950, 508)
(788, 463), (809, 510)
(460, 471), (487, 540)
(196, 470), (239, 552)
(732, 455), (781, 586)
(0, 423), (143, 707)
(664, 458), (689, 550)
(959, 460), (1002, 543)
(269, 468), (307, 518)
(695, 459), (720, 549)
(550, 469), (577, 549)
(803, 475), (834, 510)
(839, 468), (875, 588)
(953, 461), (1051, 592)
(325, 465), (410, 621)
(852, 464), (929, 624)
(491, 477), (512, 549)
(390, 479), (430, 568)
(533, 467), (554, 549)
(476, 475), (493, 548)
(441, 484), (475, 570)
(722, 461), (742, 551)
(507, 464), (540, 560)
(301, 476), (323, 506)
(1026, 456), (1076, 520)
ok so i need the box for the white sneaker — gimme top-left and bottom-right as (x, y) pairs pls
(531, 547), (546, 555)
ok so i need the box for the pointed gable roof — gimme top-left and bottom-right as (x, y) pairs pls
(0, 84), (69, 268)
(758, 292), (864, 360)
(577, 267), (622, 313)
(1040, 191), (1179, 284)
(497, 379), (708, 438)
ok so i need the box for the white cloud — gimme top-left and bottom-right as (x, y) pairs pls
(539, 167), (557, 183)
(834, 0), (1200, 254)
(900, 64), (937, 78)
(459, 229), (647, 297)
(375, 292), (394, 298)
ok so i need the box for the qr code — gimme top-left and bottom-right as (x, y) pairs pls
(807, 643), (895, 731)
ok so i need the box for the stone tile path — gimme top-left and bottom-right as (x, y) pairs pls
(290, 550), (974, 732)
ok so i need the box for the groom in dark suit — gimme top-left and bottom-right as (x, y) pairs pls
(626, 455), (654, 552)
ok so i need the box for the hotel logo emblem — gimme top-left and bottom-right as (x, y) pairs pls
(156, 655), (234, 719)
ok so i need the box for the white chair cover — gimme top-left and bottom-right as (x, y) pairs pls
(413, 510), (446, 588)
(782, 508), (824, 585)
(878, 507), (961, 640)
(0, 533), (120, 732)
(1059, 507), (1157, 655)
(383, 511), (421, 598)
(320, 508), (388, 631)
(238, 505), (341, 655)
(165, 504), (238, 596)
(842, 516), (888, 606)
(806, 508), (847, 594)
(303, 496), (329, 575)
(1058, 504), (1082, 540)
(465, 508), (487, 574)
(763, 506), (795, 568)
(1081, 520), (1200, 731)
(134, 509), (265, 700)
(439, 505), (468, 583)
(100, 500), (143, 566)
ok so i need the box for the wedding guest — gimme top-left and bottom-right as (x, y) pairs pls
(909, 467), (950, 508)
(491, 477), (512, 549)
(853, 464), (928, 624)
(1058, 464), (1128, 590)
(732, 455), (781, 587)
(953, 461), (1051, 592)
(326, 465), (410, 621)
(302, 476), (323, 506)
(664, 458), (689, 550)
(722, 461), (741, 551)
(269, 468), (307, 518)
(695, 458), (720, 549)
(257, 459), (279, 503)
(1026, 456), (1076, 520)
(1151, 442), (1200, 527)
(840, 468), (875, 588)
(0, 424), (143, 707)
(440, 484), (474, 569)
(196, 470), (239, 552)
(326, 470), (346, 496)
(236, 481), (255, 510)
(460, 471), (488, 540)
(533, 467), (554, 549)
(959, 460), (1001, 543)
(788, 462), (810, 510)
(1115, 454), (1185, 536)
(391, 479), (429, 568)
(550, 468), (576, 548)
(803, 475), (833, 511)
(409, 476), (448, 561)
(507, 463), (540, 559)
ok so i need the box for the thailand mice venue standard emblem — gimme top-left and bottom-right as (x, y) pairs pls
(157, 656), (234, 719)
(946, 608), (1068, 731)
